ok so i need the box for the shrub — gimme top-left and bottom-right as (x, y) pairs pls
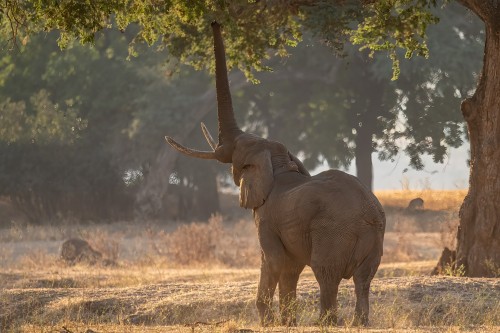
(165, 215), (225, 266)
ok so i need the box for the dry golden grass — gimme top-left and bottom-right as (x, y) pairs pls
(375, 190), (467, 211)
(2, 190), (498, 333)
(2, 266), (499, 332)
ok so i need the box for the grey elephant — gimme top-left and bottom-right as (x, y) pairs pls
(166, 22), (386, 326)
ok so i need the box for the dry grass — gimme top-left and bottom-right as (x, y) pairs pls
(2, 267), (499, 332)
(144, 215), (260, 268)
(375, 190), (467, 211)
(2, 190), (498, 332)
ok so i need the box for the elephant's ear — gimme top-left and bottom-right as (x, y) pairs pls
(238, 150), (274, 209)
(288, 152), (310, 176)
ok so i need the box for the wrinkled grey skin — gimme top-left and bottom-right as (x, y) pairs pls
(166, 22), (386, 326)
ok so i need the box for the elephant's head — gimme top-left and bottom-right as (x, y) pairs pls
(166, 22), (309, 209)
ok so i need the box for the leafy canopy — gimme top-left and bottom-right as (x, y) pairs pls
(351, 0), (441, 80)
(1, 1), (442, 80)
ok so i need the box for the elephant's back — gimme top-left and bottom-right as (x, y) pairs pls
(309, 170), (385, 227)
(312, 169), (363, 188)
(310, 169), (368, 204)
(269, 169), (385, 229)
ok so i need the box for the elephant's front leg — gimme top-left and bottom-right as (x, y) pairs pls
(279, 260), (305, 326)
(256, 254), (282, 326)
(255, 222), (288, 326)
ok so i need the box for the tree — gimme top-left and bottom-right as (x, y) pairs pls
(0, 28), (226, 222)
(232, 42), (391, 190)
(0, 30), (145, 222)
(352, 0), (500, 277)
(452, 0), (500, 277)
(374, 4), (483, 172)
(1, 0), (498, 276)
(233, 6), (481, 191)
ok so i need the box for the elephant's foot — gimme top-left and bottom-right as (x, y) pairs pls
(352, 312), (368, 327)
(259, 315), (276, 327)
(257, 307), (276, 327)
(280, 316), (297, 327)
(279, 303), (298, 326)
(317, 311), (338, 327)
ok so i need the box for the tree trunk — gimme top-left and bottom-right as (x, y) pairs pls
(354, 73), (385, 192)
(355, 120), (374, 191)
(457, 17), (500, 277)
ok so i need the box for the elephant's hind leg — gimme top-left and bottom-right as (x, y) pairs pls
(352, 253), (381, 326)
(279, 259), (305, 326)
(311, 266), (342, 326)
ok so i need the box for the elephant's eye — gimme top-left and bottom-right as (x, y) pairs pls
(242, 164), (253, 170)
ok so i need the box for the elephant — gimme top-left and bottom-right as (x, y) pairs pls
(166, 22), (386, 326)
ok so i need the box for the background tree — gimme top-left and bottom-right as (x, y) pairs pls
(0, 29), (228, 223)
(0, 30), (143, 223)
(375, 4), (483, 171)
(233, 3), (481, 191)
(126, 65), (227, 220)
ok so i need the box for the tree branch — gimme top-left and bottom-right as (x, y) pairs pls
(457, 0), (500, 26)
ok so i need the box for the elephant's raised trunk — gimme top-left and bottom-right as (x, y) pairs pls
(212, 22), (242, 161)
(165, 22), (242, 163)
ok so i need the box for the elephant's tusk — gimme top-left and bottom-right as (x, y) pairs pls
(200, 122), (217, 150)
(165, 136), (217, 159)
